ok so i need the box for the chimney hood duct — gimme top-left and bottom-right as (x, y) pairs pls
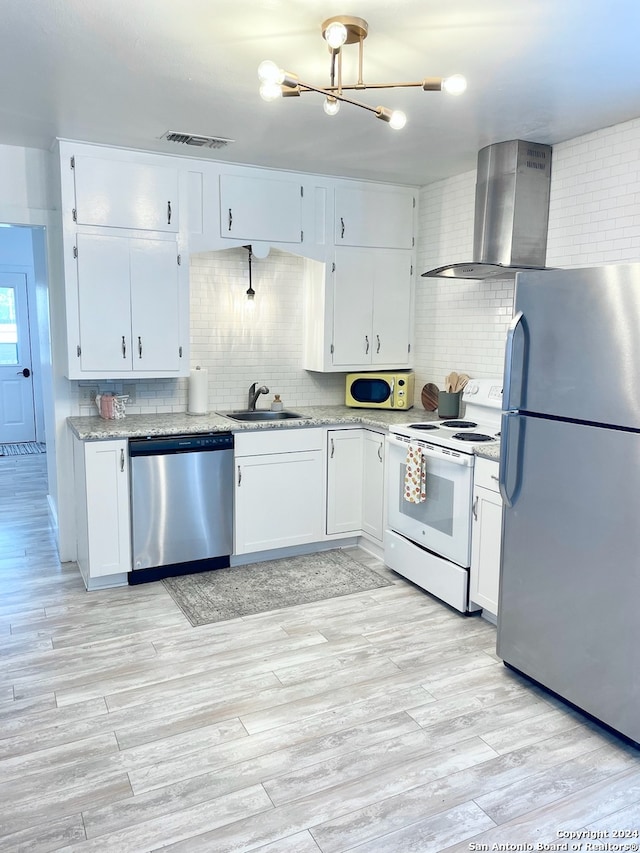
(422, 139), (552, 281)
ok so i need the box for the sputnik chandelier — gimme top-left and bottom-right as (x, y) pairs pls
(258, 15), (466, 129)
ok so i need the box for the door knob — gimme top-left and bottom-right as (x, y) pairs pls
(17, 368), (31, 378)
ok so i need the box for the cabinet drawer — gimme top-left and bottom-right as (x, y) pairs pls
(474, 457), (500, 492)
(235, 427), (324, 456)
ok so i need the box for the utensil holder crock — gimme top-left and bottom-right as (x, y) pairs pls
(438, 391), (461, 419)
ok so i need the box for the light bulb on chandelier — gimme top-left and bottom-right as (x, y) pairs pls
(323, 96), (340, 116)
(257, 15), (466, 129)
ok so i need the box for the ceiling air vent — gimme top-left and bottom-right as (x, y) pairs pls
(161, 131), (235, 150)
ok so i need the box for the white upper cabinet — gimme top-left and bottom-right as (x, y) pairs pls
(219, 174), (303, 243)
(335, 184), (415, 249)
(72, 155), (179, 232)
(331, 246), (413, 369)
(74, 233), (183, 377)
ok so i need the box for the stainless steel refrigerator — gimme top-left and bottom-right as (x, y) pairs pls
(498, 262), (640, 745)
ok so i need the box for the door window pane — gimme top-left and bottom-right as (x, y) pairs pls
(398, 464), (454, 536)
(0, 287), (18, 365)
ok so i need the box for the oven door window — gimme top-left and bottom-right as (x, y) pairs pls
(387, 440), (473, 567)
(350, 377), (391, 404)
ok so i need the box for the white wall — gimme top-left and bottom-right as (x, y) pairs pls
(412, 116), (640, 396)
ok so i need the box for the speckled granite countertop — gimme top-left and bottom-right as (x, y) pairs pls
(67, 405), (442, 441)
(474, 445), (501, 462)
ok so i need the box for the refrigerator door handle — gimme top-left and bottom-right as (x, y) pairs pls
(499, 411), (523, 507)
(504, 311), (526, 410)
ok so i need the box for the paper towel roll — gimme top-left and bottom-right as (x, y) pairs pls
(188, 367), (209, 415)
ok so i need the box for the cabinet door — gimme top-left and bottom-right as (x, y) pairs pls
(220, 174), (302, 243)
(235, 450), (324, 554)
(362, 430), (385, 540)
(335, 185), (414, 249)
(76, 233), (133, 372)
(470, 484), (503, 616)
(130, 239), (181, 372)
(372, 251), (413, 366)
(83, 440), (131, 579)
(73, 156), (178, 231)
(326, 430), (363, 535)
(332, 247), (374, 367)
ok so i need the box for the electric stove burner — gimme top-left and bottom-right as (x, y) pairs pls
(407, 423), (440, 431)
(452, 432), (496, 442)
(440, 420), (477, 429)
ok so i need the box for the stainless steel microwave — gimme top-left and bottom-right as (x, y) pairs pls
(345, 372), (415, 410)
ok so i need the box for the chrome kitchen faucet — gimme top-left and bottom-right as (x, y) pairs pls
(247, 382), (269, 410)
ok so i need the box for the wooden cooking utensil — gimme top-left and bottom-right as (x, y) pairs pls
(421, 383), (440, 411)
(447, 371), (459, 393)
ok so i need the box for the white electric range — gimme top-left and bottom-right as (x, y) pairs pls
(385, 378), (502, 613)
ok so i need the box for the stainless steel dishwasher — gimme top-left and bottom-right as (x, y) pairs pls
(128, 432), (234, 583)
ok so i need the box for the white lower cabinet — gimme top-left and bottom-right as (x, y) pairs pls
(362, 430), (385, 541)
(326, 429), (363, 535)
(73, 436), (131, 589)
(470, 457), (503, 618)
(326, 427), (385, 543)
(234, 429), (324, 555)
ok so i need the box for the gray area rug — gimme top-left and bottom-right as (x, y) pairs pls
(0, 442), (46, 456)
(163, 550), (392, 626)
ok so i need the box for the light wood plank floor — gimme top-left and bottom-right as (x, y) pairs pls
(1, 453), (639, 852)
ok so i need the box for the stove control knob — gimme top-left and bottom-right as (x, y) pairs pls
(466, 383), (479, 395)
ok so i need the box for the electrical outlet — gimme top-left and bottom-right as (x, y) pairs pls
(122, 384), (136, 403)
(78, 385), (98, 404)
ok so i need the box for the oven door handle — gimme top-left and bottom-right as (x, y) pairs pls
(387, 434), (474, 467)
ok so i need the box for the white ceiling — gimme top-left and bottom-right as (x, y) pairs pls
(3, 0), (640, 186)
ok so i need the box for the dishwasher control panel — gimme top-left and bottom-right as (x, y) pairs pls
(129, 432), (234, 455)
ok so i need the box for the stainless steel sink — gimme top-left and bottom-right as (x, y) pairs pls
(218, 410), (305, 422)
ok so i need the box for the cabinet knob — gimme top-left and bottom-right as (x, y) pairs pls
(138, 336), (143, 359)
(228, 208), (233, 231)
(167, 200), (172, 225)
(121, 336), (127, 358)
(376, 334), (381, 354)
(365, 335), (369, 354)
(330, 438), (335, 459)
(340, 217), (345, 239)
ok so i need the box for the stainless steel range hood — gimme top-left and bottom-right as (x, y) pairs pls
(422, 139), (552, 281)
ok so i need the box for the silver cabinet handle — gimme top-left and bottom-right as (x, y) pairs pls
(121, 336), (126, 358)
(340, 217), (345, 239)
(120, 449), (125, 472)
(472, 495), (478, 521)
(376, 334), (381, 354)
(237, 464), (242, 486)
(138, 336), (143, 358)
(330, 438), (335, 459)
(378, 442), (383, 462)
(491, 474), (499, 482)
(167, 200), (172, 224)
(228, 208), (233, 231)
(365, 335), (369, 354)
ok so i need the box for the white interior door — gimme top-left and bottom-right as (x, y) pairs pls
(0, 272), (35, 443)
